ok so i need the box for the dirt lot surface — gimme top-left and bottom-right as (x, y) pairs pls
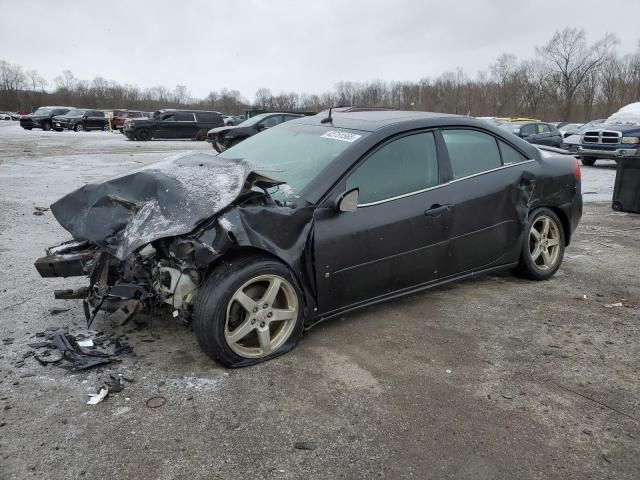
(1, 122), (638, 479)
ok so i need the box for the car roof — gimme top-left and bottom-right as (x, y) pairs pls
(293, 108), (459, 132)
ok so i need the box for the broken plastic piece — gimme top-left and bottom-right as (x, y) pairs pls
(87, 387), (108, 405)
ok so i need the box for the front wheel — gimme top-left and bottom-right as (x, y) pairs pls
(194, 255), (304, 367)
(135, 128), (151, 141)
(581, 156), (596, 166)
(42, 121), (51, 131)
(514, 208), (565, 281)
(74, 123), (85, 132)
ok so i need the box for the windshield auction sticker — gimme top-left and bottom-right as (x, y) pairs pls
(320, 131), (362, 143)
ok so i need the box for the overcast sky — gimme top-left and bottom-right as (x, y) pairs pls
(1, 0), (639, 101)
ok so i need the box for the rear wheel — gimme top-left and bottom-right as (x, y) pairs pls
(135, 128), (151, 141)
(581, 156), (596, 166)
(194, 255), (304, 367)
(514, 208), (565, 280)
(42, 121), (51, 131)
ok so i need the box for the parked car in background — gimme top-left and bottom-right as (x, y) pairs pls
(10, 112), (22, 120)
(52, 109), (108, 132)
(558, 123), (583, 138)
(123, 109), (224, 141)
(20, 106), (74, 131)
(207, 112), (303, 152)
(113, 110), (147, 131)
(499, 121), (563, 147)
(575, 103), (640, 166)
(496, 117), (541, 123)
(35, 109), (582, 366)
(0, 112), (12, 120)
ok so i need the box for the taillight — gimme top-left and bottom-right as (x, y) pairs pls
(573, 158), (581, 181)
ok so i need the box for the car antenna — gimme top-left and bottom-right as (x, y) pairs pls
(320, 107), (332, 124)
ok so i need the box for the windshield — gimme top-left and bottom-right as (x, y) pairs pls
(65, 109), (86, 117)
(33, 107), (53, 115)
(218, 123), (368, 201)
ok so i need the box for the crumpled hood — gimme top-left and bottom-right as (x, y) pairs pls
(50, 152), (282, 260)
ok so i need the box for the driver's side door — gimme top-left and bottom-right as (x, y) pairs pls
(312, 131), (452, 315)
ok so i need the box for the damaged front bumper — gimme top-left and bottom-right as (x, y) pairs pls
(34, 227), (226, 327)
(34, 240), (97, 277)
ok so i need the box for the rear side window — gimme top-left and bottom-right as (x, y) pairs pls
(537, 124), (551, 134)
(498, 140), (528, 165)
(442, 130), (501, 179)
(174, 112), (195, 121)
(347, 132), (439, 205)
(196, 112), (220, 122)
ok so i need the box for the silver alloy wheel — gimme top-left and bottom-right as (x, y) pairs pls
(224, 274), (298, 358)
(529, 215), (560, 270)
(76, 123), (84, 131)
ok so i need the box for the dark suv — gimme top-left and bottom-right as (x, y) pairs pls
(207, 112), (303, 152)
(52, 109), (108, 132)
(123, 109), (224, 141)
(20, 106), (74, 131)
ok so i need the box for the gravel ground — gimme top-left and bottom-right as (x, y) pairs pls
(0, 122), (638, 479)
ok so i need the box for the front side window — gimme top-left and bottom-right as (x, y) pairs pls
(537, 124), (551, 134)
(347, 132), (439, 205)
(160, 113), (176, 121)
(520, 124), (536, 136)
(442, 129), (502, 179)
(262, 115), (283, 128)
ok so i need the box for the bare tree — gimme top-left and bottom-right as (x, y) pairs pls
(536, 28), (618, 119)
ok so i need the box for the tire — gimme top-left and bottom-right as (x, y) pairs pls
(514, 208), (565, 281)
(74, 123), (85, 132)
(194, 254), (305, 367)
(23, 127), (32, 130)
(581, 156), (596, 166)
(42, 121), (51, 131)
(194, 128), (208, 141)
(135, 129), (151, 141)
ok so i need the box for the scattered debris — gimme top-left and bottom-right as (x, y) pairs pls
(28, 330), (132, 371)
(602, 454), (612, 464)
(603, 302), (623, 308)
(445, 369), (452, 374)
(87, 387), (108, 405)
(144, 396), (167, 409)
(2, 337), (15, 345)
(33, 206), (49, 216)
(294, 441), (317, 451)
(49, 307), (70, 315)
(105, 375), (125, 393)
(502, 394), (513, 399)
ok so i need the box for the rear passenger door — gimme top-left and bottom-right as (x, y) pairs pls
(437, 129), (534, 276)
(174, 111), (198, 138)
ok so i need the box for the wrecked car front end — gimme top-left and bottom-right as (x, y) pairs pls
(34, 153), (310, 327)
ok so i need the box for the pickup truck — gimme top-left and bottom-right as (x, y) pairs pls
(576, 103), (640, 166)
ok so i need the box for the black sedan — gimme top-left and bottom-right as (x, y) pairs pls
(35, 108), (582, 367)
(499, 121), (563, 148)
(207, 112), (303, 152)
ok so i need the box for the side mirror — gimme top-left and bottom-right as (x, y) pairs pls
(256, 123), (265, 131)
(336, 188), (359, 213)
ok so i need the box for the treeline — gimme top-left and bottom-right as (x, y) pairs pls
(1, 28), (639, 121)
